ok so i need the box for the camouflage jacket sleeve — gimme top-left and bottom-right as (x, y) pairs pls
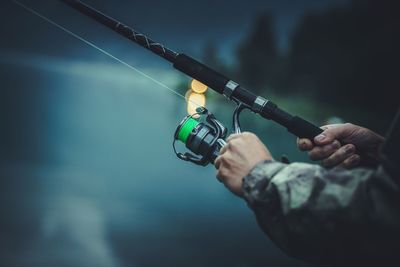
(243, 161), (400, 265)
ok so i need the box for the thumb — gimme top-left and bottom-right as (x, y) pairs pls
(314, 124), (351, 145)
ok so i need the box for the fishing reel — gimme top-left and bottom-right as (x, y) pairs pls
(173, 103), (248, 166)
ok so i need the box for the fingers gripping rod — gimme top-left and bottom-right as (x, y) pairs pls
(61, 0), (323, 139)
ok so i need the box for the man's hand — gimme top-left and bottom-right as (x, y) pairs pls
(215, 132), (273, 197)
(298, 123), (385, 168)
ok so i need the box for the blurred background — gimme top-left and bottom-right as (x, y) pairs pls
(0, 0), (398, 266)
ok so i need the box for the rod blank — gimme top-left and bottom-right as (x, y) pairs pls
(61, 0), (178, 62)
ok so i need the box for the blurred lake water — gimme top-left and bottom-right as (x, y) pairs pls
(0, 55), (309, 266)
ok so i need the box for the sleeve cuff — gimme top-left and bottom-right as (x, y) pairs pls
(242, 160), (287, 206)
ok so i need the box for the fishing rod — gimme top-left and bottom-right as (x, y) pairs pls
(60, 0), (323, 165)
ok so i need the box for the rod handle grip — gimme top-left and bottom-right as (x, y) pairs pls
(288, 116), (323, 140)
(260, 102), (323, 139)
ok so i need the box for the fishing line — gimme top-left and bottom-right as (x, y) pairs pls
(12, 0), (203, 107)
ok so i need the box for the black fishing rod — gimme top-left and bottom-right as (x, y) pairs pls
(59, 0), (324, 165)
(61, 0), (322, 140)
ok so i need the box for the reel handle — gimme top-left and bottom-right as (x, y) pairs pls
(232, 102), (249, 134)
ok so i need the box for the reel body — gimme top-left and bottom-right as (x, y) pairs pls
(174, 104), (247, 166)
(173, 107), (227, 166)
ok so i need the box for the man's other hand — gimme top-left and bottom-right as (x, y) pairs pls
(297, 123), (384, 168)
(215, 132), (273, 197)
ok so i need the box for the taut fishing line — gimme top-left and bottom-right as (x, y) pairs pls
(11, 0), (202, 107)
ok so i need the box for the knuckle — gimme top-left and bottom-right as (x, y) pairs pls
(218, 154), (227, 162)
(344, 144), (355, 154)
(220, 156), (230, 166)
(345, 143), (354, 149)
(321, 144), (334, 154)
(228, 140), (238, 149)
(219, 147), (227, 155)
(331, 140), (341, 149)
(229, 139), (243, 151)
(335, 146), (348, 156)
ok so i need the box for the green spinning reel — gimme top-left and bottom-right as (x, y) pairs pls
(173, 104), (248, 166)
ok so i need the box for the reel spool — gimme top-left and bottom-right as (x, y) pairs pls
(173, 107), (227, 166)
